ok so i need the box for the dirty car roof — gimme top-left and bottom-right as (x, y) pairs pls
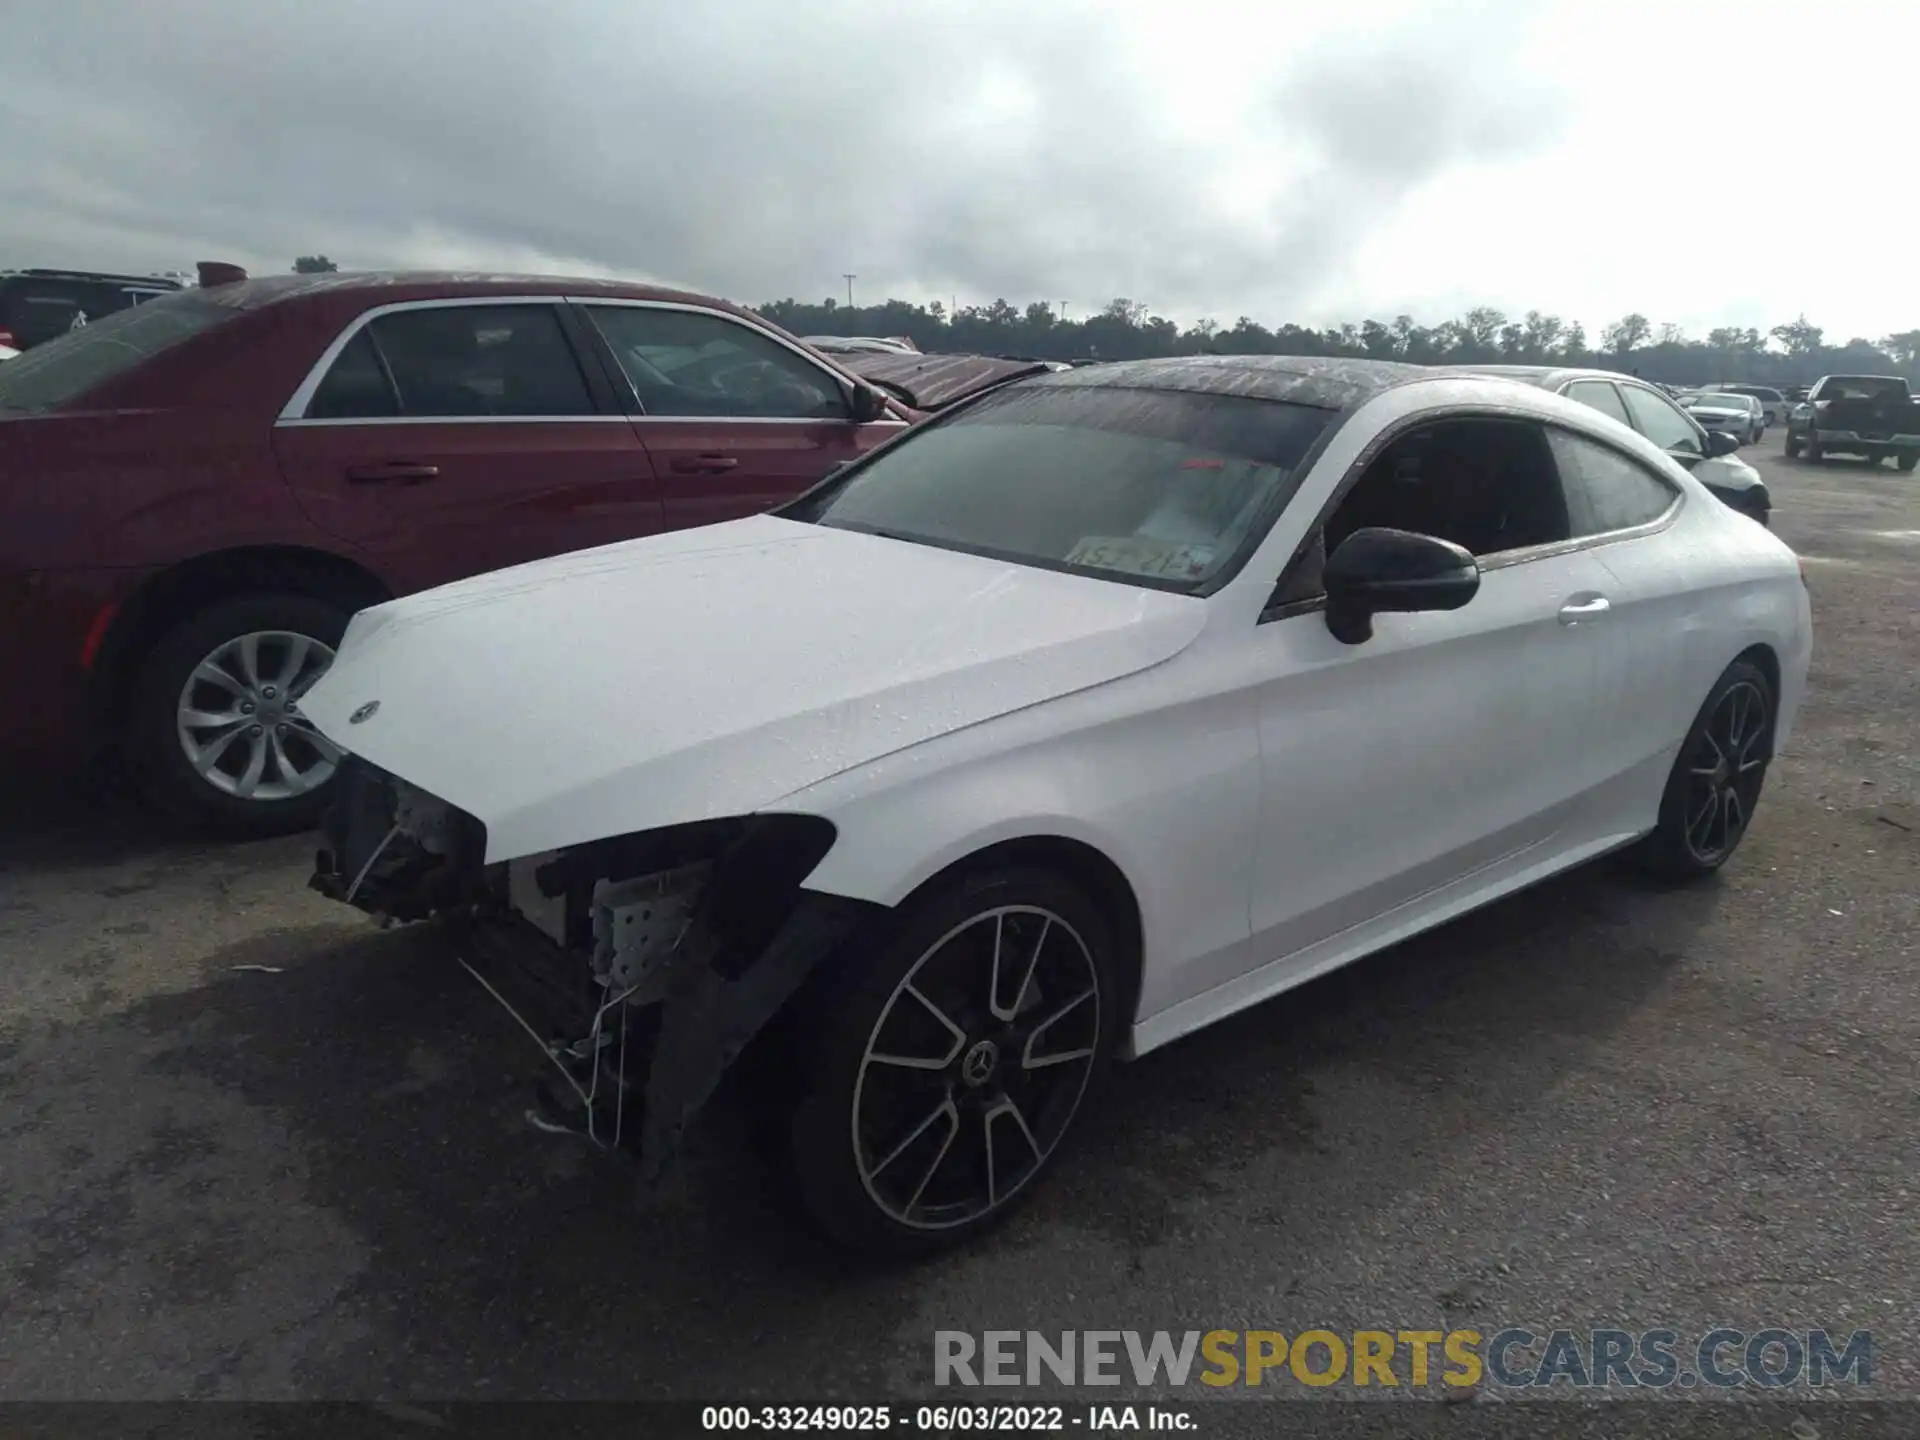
(1024, 353), (1433, 411)
(840, 350), (1051, 410)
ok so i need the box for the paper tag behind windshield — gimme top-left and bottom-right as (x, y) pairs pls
(1064, 535), (1215, 581)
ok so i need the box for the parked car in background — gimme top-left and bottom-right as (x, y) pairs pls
(1785, 374), (1919, 469)
(837, 350), (1052, 411)
(1678, 390), (1765, 445)
(804, 335), (921, 356)
(1702, 383), (1788, 426)
(1436, 366), (1773, 524)
(301, 355), (1810, 1255)
(0, 268), (184, 350)
(0, 267), (908, 836)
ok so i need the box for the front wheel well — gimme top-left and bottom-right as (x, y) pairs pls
(92, 545), (390, 725)
(903, 834), (1146, 1030)
(1734, 641), (1781, 710)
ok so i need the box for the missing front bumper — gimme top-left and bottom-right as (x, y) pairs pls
(309, 757), (880, 1176)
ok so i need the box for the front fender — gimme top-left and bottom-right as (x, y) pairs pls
(783, 673), (1264, 1023)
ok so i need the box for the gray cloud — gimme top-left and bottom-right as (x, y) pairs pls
(0, 0), (1564, 322)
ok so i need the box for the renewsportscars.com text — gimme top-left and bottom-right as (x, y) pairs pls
(934, 1328), (1872, 1390)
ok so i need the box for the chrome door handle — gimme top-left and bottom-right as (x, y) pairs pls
(1558, 595), (1610, 624)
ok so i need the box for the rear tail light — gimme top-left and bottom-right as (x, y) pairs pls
(0, 329), (14, 347)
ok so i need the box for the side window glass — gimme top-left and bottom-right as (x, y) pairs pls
(364, 304), (592, 418)
(586, 305), (849, 420)
(1621, 385), (1703, 457)
(11, 284), (88, 345)
(1548, 430), (1677, 537)
(1321, 417), (1570, 561)
(1563, 380), (1632, 428)
(307, 330), (399, 419)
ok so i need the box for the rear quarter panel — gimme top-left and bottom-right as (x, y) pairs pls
(9, 296), (379, 573)
(1593, 493), (1808, 771)
(8, 408), (335, 571)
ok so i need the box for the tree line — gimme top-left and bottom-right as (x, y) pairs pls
(756, 295), (1920, 388)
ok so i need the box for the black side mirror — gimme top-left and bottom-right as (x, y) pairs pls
(848, 385), (890, 423)
(1323, 527), (1480, 645)
(1704, 428), (1741, 458)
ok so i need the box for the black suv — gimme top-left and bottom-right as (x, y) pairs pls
(0, 269), (186, 350)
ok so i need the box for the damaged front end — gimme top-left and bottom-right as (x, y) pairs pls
(311, 757), (878, 1176)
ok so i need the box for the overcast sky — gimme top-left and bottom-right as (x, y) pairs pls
(2, 0), (1914, 340)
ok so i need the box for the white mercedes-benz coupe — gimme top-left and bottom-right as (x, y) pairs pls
(302, 355), (1812, 1256)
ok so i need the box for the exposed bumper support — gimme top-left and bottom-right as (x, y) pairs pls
(310, 756), (883, 1176)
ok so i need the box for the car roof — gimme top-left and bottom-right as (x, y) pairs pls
(1422, 363), (1650, 390)
(1016, 355), (1712, 412)
(1024, 354), (1434, 409)
(194, 270), (752, 317)
(0, 268), (185, 289)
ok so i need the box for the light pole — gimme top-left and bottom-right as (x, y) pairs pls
(843, 273), (857, 314)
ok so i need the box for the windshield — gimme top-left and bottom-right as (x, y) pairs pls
(790, 383), (1335, 591)
(1820, 376), (1910, 401)
(1683, 392), (1743, 408)
(0, 293), (235, 412)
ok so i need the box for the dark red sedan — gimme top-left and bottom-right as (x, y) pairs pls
(0, 267), (912, 836)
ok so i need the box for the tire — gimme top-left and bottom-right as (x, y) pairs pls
(1805, 439), (1823, 463)
(1899, 454), (1917, 473)
(784, 866), (1120, 1257)
(1631, 659), (1775, 881)
(1784, 433), (1802, 459)
(125, 591), (352, 838)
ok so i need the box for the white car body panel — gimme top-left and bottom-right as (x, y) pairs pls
(299, 514), (1208, 863)
(307, 373), (1811, 1059)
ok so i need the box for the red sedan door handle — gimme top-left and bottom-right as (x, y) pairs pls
(345, 461), (440, 485)
(669, 454), (740, 474)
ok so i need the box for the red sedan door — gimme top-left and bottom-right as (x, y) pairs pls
(573, 301), (904, 529)
(273, 299), (662, 594)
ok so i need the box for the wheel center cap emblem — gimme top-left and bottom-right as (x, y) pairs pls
(960, 1039), (999, 1088)
(348, 701), (380, 725)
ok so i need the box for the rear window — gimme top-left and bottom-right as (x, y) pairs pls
(0, 293), (235, 412)
(1819, 376), (1910, 400)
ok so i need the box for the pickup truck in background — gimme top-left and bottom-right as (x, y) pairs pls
(1785, 374), (1920, 470)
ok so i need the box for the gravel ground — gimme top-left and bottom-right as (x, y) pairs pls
(2, 434), (1915, 1422)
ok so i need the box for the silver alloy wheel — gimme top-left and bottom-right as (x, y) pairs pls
(174, 630), (341, 801)
(1683, 679), (1769, 864)
(851, 904), (1101, 1231)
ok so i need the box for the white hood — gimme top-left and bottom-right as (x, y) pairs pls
(301, 515), (1206, 861)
